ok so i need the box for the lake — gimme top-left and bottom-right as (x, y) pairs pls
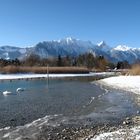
(0, 78), (139, 139)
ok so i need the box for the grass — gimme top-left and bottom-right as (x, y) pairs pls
(0, 66), (90, 74)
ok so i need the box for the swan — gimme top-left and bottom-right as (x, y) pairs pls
(16, 88), (25, 92)
(3, 91), (12, 95)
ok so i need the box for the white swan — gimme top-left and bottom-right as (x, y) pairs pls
(16, 88), (25, 92)
(3, 91), (12, 95)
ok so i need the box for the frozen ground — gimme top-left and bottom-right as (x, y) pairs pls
(90, 75), (140, 140)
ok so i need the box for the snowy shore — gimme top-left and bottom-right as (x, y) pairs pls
(0, 72), (114, 80)
(97, 75), (140, 95)
(90, 75), (140, 140)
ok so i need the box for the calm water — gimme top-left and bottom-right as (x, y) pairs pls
(0, 79), (139, 128)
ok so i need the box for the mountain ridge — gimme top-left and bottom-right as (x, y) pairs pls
(0, 37), (140, 63)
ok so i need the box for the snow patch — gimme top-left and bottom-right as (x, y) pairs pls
(97, 76), (140, 95)
(114, 45), (131, 51)
(0, 72), (114, 80)
(91, 126), (140, 140)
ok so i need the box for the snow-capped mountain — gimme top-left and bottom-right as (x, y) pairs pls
(97, 41), (110, 52)
(26, 37), (98, 58)
(0, 46), (27, 60)
(0, 37), (140, 63)
(110, 45), (140, 63)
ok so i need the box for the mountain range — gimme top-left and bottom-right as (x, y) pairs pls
(0, 37), (140, 63)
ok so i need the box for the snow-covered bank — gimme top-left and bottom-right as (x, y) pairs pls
(90, 75), (140, 140)
(91, 126), (140, 140)
(0, 72), (114, 80)
(97, 76), (140, 95)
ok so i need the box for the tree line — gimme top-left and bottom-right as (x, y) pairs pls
(0, 53), (133, 70)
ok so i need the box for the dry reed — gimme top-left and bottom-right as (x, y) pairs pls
(128, 64), (140, 75)
(0, 66), (89, 74)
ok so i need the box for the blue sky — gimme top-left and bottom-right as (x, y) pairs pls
(0, 0), (140, 48)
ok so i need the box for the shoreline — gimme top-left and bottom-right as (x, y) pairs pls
(97, 75), (140, 95)
(0, 72), (115, 81)
(89, 75), (140, 139)
(0, 113), (139, 140)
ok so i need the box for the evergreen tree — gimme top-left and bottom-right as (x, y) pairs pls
(57, 55), (62, 66)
